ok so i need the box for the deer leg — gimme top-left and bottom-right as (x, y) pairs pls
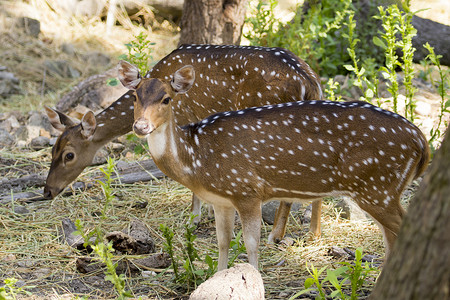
(191, 194), (202, 224)
(358, 197), (405, 259)
(308, 199), (322, 240)
(268, 201), (292, 244)
(238, 203), (262, 269)
(214, 204), (236, 271)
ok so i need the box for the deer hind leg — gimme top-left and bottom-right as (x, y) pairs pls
(237, 202), (262, 269)
(358, 194), (405, 259)
(268, 201), (292, 244)
(268, 199), (322, 244)
(214, 204), (236, 271)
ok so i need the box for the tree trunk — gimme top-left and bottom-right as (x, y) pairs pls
(178, 0), (248, 45)
(369, 128), (450, 299)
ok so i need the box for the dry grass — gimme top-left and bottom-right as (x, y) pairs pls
(0, 0), (178, 113)
(0, 157), (387, 299)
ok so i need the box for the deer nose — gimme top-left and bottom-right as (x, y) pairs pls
(43, 186), (55, 199)
(133, 118), (153, 136)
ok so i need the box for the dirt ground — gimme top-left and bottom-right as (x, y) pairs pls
(0, 0), (449, 299)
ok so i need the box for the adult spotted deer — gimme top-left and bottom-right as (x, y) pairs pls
(44, 44), (323, 242)
(120, 63), (430, 271)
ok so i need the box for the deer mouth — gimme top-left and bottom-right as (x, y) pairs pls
(133, 119), (154, 136)
(43, 185), (62, 199)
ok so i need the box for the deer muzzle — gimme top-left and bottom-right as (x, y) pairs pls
(133, 118), (154, 136)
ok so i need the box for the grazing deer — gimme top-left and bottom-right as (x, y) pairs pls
(44, 44), (323, 242)
(119, 63), (430, 271)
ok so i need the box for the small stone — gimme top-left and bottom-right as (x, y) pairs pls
(13, 205), (30, 214)
(335, 197), (368, 221)
(142, 270), (157, 277)
(0, 129), (15, 147)
(16, 17), (40, 37)
(61, 43), (76, 55)
(30, 136), (50, 149)
(414, 101), (431, 116)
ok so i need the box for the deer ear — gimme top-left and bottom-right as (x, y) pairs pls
(44, 106), (77, 132)
(117, 60), (141, 90)
(80, 111), (96, 140)
(171, 65), (195, 94)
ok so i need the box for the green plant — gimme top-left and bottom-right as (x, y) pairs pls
(119, 32), (155, 74)
(375, 4), (402, 114)
(425, 43), (450, 149)
(98, 157), (117, 219)
(0, 278), (34, 300)
(91, 242), (132, 299)
(398, 0), (418, 121)
(228, 230), (247, 268)
(245, 0), (385, 78)
(343, 11), (376, 102)
(160, 215), (218, 289)
(324, 78), (342, 101)
(290, 248), (377, 300)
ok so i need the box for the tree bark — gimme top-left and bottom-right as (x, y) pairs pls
(178, 0), (248, 45)
(369, 128), (450, 299)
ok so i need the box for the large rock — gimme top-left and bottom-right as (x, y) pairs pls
(189, 263), (265, 300)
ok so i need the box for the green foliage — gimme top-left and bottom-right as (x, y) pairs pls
(228, 230), (247, 268)
(92, 242), (132, 299)
(424, 43), (450, 149)
(343, 11), (377, 102)
(108, 32), (155, 86)
(324, 78), (342, 102)
(118, 32), (155, 74)
(0, 278), (34, 300)
(289, 248), (377, 300)
(126, 133), (149, 155)
(398, 0), (418, 121)
(73, 158), (131, 299)
(245, 0), (383, 78)
(160, 215), (248, 290)
(160, 215), (218, 290)
(98, 157), (117, 219)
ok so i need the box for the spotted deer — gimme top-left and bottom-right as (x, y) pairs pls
(44, 44), (323, 242)
(119, 63), (430, 270)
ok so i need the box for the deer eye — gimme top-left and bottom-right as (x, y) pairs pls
(162, 97), (171, 105)
(65, 152), (75, 161)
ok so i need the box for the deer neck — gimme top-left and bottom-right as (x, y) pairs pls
(146, 109), (200, 188)
(90, 93), (135, 146)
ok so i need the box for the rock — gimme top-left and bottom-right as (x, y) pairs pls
(61, 43), (76, 56)
(55, 67), (128, 113)
(335, 197), (368, 221)
(30, 136), (50, 149)
(44, 60), (80, 79)
(92, 148), (108, 165)
(58, 218), (90, 250)
(189, 263), (265, 300)
(0, 69), (21, 97)
(13, 205), (30, 214)
(262, 201), (302, 225)
(83, 52), (111, 66)
(328, 246), (351, 259)
(16, 17), (40, 37)
(28, 111), (53, 133)
(414, 100), (432, 116)
(0, 115), (21, 132)
(0, 129), (15, 147)
(105, 219), (155, 254)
